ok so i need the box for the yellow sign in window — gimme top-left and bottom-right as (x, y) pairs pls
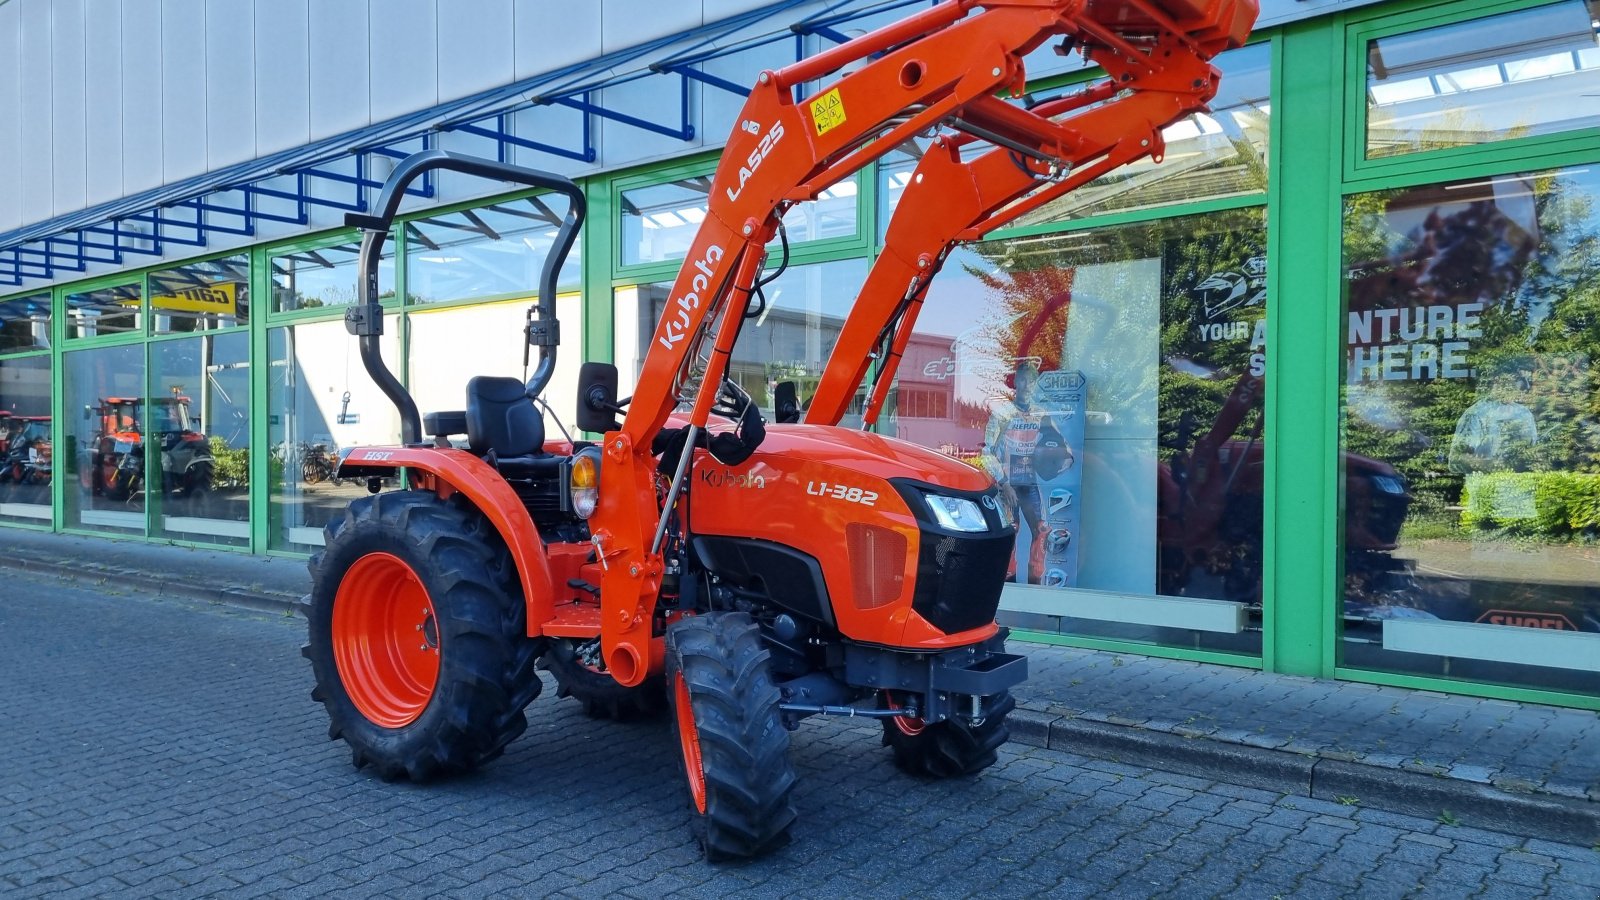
(810, 88), (847, 137)
(151, 282), (239, 316)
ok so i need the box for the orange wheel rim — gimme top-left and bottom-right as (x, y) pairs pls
(332, 552), (440, 728)
(674, 673), (708, 813)
(885, 692), (926, 736)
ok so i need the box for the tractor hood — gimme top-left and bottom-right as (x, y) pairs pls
(730, 423), (992, 493)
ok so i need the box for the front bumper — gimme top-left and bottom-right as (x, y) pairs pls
(842, 629), (1028, 723)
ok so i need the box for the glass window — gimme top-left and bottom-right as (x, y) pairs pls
(406, 293), (585, 436)
(149, 333), (251, 546)
(621, 175), (859, 267)
(405, 198), (581, 305)
(1365, 1), (1600, 159)
(270, 239), (394, 313)
(879, 44), (1271, 233)
(0, 293), (51, 354)
(615, 258), (870, 417)
(0, 354), (53, 524)
(63, 343), (146, 535)
(149, 254), (250, 333)
(886, 208), (1267, 655)
(268, 316), (401, 552)
(66, 283), (141, 339)
(1339, 164), (1600, 696)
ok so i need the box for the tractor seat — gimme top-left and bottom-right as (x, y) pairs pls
(465, 376), (561, 477)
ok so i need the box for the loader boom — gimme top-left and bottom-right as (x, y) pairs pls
(589, 0), (1258, 684)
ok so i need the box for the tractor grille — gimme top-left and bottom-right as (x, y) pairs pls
(910, 530), (1012, 635)
(845, 523), (907, 610)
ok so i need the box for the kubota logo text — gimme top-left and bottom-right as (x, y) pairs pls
(658, 244), (725, 350)
(725, 121), (785, 203)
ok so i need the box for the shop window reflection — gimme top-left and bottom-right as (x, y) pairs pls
(63, 344), (146, 535)
(0, 293), (51, 353)
(66, 283), (141, 338)
(149, 255), (250, 333)
(621, 175), (859, 268)
(1365, 1), (1600, 159)
(1339, 165), (1600, 695)
(0, 355), (53, 524)
(405, 198), (581, 305)
(271, 240), (394, 313)
(150, 334), (251, 546)
(616, 259), (869, 423)
(269, 318), (402, 552)
(890, 209), (1268, 654)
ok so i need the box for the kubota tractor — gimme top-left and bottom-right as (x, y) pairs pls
(304, 0), (1257, 859)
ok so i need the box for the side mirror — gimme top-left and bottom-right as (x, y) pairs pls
(774, 381), (801, 424)
(576, 362), (622, 433)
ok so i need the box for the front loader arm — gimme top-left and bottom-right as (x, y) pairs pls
(805, 8), (1254, 427)
(589, 0), (1259, 685)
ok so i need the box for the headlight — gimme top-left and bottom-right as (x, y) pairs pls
(570, 450), (600, 519)
(924, 494), (988, 533)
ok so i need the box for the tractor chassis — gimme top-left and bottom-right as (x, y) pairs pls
(774, 630), (1027, 729)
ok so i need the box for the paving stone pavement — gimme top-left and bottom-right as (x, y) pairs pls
(4, 568), (1599, 898)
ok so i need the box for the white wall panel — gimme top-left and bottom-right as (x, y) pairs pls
(438, 0), (514, 103)
(50, 0), (87, 216)
(308, 0), (370, 140)
(255, 0), (310, 156)
(161, 0), (208, 184)
(0, 4), (23, 232)
(599, 0), (699, 54)
(205, 1), (255, 170)
(704, 0), (778, 22)
(513, 0), (602, 79)
(84, 6), (124, 206)
(368, 0), (436, 123)
(120, 2), (165, 200)
(18, 0), (53, 225)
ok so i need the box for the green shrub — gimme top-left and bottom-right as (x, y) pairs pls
(1460, 472), (1600, 536)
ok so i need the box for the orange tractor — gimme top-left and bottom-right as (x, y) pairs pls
(305, 0), (1256, 859)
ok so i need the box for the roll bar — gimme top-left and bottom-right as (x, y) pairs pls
(344, 149), (587, 445)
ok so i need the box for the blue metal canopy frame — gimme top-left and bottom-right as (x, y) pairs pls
(0, 0), (937, 290)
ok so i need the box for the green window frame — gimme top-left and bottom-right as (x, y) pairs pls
(1342, 0), (1600, 183)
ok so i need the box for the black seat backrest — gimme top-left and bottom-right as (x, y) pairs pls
(465, 376), (544, 458)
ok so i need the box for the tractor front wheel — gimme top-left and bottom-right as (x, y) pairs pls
(880, 690), (1014, 778)
(665, 612), (797, 861)
(539, 637), (667, 720)
(304, 490), (544, 781)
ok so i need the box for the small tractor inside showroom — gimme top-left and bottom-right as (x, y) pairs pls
(305, 0), (1256, 859)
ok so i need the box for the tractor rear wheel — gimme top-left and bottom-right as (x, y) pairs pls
(539, 637), (667, 720)
(880, 690), (1014, 778)
(665, 612), (797, 861)
(304, 490), (544, 781)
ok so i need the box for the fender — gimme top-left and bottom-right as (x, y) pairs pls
(337, 446), (558, 636)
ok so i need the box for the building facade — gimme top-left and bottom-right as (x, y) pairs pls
(2, 0), (1598, 709)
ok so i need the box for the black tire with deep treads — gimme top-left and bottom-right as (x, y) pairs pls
(881, 691), (1014, 778)
(666, 612), (797, 861)
(539, 637), (667, 720)
(303, 490), (544, 782)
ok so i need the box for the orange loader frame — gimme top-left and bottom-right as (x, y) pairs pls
(337, 0), (1258, 688)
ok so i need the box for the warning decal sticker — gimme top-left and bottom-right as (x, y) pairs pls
(810, 88), (847, 136)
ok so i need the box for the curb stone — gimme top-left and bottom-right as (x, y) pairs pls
(5, 550), (307, 617)
(1008, 709), (1600, 847)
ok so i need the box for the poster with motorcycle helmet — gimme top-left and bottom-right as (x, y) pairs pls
(1015, 368), (1087, 589)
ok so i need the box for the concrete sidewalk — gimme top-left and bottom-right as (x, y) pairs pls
(5, 528), (1597, 847)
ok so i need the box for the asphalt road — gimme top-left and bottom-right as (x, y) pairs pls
(3, 569), (1598, 898)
